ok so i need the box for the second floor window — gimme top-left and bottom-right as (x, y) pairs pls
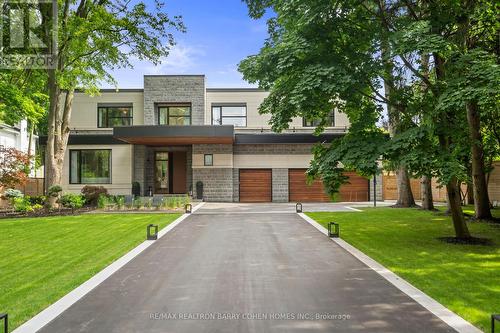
(212, 105), (247, 127)
(158, 105), (191, 125)
(98, 105), (133, 128)
(303, 112), (335, 127)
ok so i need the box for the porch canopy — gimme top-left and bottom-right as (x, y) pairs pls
(113, 125), (234, 145)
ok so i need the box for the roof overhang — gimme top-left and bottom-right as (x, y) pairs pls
(234, 133), (344, 144)
(113, 125), (234, 145)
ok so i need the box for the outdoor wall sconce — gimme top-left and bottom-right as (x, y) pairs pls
(147, 224), (158, 240)
(296, 202), (302, 213)
(185, 203), (192, 214)
(0, 313), (7, 333)
(328, 222), (340, 238)
(492, 314), (500, 333)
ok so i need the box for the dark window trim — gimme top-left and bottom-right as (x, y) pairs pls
(211, 104), (247, 127)
(69, 149), (112, 184)
(157, 103), (192, 125)
(204, 154), (213, 166)
(97, 104), (133, 128)
(302, 112), (335, 127)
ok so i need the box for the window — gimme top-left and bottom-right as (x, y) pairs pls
(303, 112), (335, 127)
(98, 105), (133, 128)
(204, 154), (213, 166)
(70, 150), (111, 184)
(158, 105), (191, 125)
(212, 105), (247, 127)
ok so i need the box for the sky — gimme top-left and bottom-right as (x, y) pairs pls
(102, 0), (270, 89)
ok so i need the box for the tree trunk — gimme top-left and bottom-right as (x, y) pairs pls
(45, 68), (74, 207)
(421, 175), (434, 210)
(395, 166), (416, 207)
(466, 182), (474, 205)
(466, 101), (492, 219)
(446, 178), (471, 238)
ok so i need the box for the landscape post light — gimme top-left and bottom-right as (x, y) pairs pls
(328, 222), (340, 238)
(0, 313), (7, 333)
(296, 202), (302, 213)
(492, 314), (500, 333)
(147, 224), (158, 240)
(185, 203), (192, 214)
(373, 173), (377, 208)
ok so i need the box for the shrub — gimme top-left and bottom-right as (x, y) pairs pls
(81, 186), (108, 206)
(13, 197), (33, 213)
(144, 198), (152, 209)
(27, 195), (46, 205)
(133, 197), (143, 210)
(115, 196), (125, 210)
(166, 197), (175, 209)
(4, 188), (24, 199)
(48, 185), (63, 197)
(132, 182), (141, 197)
(59, 194), (85, 210)
(32, 203), (44, 211)
(97, 194), (109, 209)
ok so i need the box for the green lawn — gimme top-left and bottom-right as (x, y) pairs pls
(0, 213), (181, 330)
(306, 207), (500, 332)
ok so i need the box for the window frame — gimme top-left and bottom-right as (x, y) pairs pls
(211, 104), (247, 127)
(302, 112), (335, 127)
(97, 104), (133, 128)
(204, 154), (213, 166)
(69, 149), (112, 184)
(157, 104), (192, 126)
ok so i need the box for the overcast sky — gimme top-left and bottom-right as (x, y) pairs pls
(102, 0), (270, 89)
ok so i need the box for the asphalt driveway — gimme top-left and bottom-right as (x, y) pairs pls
(38, 203), (454, 333)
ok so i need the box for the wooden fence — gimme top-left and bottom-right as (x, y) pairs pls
(0, 178), (45, 208)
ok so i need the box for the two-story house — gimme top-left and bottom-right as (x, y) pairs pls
(45, 75), (370, 202)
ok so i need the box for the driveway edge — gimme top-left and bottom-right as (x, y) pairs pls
(13, 202), (205, 333)
(297, 212), (481, 333)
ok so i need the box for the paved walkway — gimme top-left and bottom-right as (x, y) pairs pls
(38, 203), (454, 333)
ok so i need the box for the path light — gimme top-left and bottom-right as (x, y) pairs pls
(0, 313), (7, 333)
(185, 203), (192, 214)
(328, 222), (340, 238)
(147, 224), (158, 240)
(296, 203), (302, 213)
(492, 314), (500, 333)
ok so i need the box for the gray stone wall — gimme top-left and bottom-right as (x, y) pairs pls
(232, 168), (239, 202)
(272, 168), (289, 202)
(368, 173), (383, 201)
(192, 144), (233, 154)
(234, 144), (315, 155)
(192, 168), (233, 202)
(143, 75), (205, 125)
(133, 145), (146, 195)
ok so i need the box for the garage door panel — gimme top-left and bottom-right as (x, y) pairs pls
(289, 169), (368, 202)
(239, 169), (272, 202)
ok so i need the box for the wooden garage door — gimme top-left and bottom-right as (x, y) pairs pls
(288, 169), (369, 202)
(239, 169), (272, 202)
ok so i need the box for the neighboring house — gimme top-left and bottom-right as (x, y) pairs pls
(41, 75), (373, 202)
(0, 120), (39, 177)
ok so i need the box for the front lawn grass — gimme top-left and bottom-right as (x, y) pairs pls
(306, 207), (500, 332)
(0, 213), (181, 330)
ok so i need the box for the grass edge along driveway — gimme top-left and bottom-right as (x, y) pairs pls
(0, 213), (181, 330)
(307, 207), (499, 332)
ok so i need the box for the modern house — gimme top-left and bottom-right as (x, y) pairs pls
(47, 75), (373, 202)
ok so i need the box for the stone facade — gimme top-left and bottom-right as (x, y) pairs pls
(132, 145), (146, 195)
(368, 173), (383, 201)
(272, 168), (288, 202)
(192, 168), (233, 202)
(232, 168), (239, 202)
(192, 144), (233, 154)
(234, 144), (315, 155)
(143, 75), (205, 125)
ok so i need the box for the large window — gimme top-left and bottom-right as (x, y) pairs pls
(303, 112), (335, 127)
(158, 105), (191, 125)
(70, 150), (111, 184)
(98, 105), (133, 128)
(212, 105), (247, 127)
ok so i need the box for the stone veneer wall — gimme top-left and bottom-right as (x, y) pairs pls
(272, 168), (289, 202)
(368, 173), (383, 201)
(232, 168), (239, 202)
(133, 145), (146, 195)
(143, 75), (205, 125)
(233, 144), (315, 155)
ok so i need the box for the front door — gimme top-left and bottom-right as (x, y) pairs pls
(155, 152), (169, 194)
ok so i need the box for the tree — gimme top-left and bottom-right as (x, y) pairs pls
(40, 0), (184, 206)
(0, 146), (31, 189)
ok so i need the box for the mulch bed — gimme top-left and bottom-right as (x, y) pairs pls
(0, 207), (93, 219)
